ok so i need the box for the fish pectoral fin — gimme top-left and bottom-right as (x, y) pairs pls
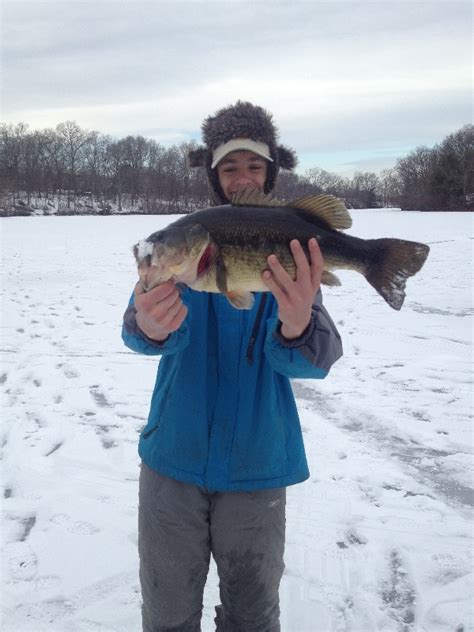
(288, 194), (352, 230)
(226, 290), (255, 310)
(215, 255), (228, 293)
(321, 270), (341, 286)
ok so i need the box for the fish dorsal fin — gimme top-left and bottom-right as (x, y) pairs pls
(288, 194), (352, 230)
(231, 188), (284, 207)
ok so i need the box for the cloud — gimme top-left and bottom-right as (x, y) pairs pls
(1, 1), (471, 175)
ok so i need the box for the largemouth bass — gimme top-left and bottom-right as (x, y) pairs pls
(133, 190), (430, 310)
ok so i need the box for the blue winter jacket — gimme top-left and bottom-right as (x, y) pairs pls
(122, 287), (342, 491)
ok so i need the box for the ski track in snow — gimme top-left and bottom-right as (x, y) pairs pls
(1, 212), (472, 632)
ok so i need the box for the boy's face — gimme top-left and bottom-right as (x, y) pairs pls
(216, 150), (268, 202)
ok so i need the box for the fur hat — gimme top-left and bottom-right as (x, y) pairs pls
(188, 101), (297, 205)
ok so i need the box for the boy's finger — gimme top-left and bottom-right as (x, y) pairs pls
(267, 254), (293, 290)
(290, 240), (310, 282)
(309, 239), (324, 287)
(134, 281), (145, 296)
(137, 280), (176, 307)
(262, 269), (287, 304)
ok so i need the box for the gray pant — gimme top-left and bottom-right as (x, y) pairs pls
(139, 463), (286, 632)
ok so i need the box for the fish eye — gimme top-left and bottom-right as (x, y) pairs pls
(149, 231), (165, 243)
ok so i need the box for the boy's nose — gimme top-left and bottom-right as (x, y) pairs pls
(234, 175), (254, 187)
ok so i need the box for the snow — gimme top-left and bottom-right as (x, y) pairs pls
(1, 210), (472, 632)
(134, 239), (154, 261)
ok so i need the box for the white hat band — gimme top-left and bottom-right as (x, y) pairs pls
(211, 138), (273, 169)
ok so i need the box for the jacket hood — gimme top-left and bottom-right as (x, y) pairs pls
(188, 101), (297, 205)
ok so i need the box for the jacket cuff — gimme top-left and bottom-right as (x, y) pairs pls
(123, 304), (165, 345)
(123, 303), (189, 354)
(137, 326), (169, 347)
(272, 313), (316, 348)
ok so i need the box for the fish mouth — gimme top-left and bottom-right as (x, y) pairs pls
(137, 259), (158, 291)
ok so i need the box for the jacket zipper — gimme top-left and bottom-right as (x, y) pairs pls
(246, 294), (268, 365)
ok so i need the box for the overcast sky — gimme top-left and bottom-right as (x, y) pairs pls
(1, 1), (472, 176)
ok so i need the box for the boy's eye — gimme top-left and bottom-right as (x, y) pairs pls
(221, 163), (264, 174)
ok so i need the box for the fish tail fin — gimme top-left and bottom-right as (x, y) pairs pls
(365, 239), (430, 310)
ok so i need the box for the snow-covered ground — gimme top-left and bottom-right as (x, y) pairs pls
(1, 210), (472, 632)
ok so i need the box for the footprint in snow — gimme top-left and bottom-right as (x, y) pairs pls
(51, 513), (99, 535)
(381, 549), (416, 630)
(14, 571), (136, 627)
(63, 366), (79, 379)
(89, 386), (112, 408)
(99, 435), (118, 449)
(61, 618), (121, 631)
(32, 574), (62, 592)
(14, 597), (76, 624)
(6, 541), (39, 580)
(336, 530), (367, 549)
(19, 515), (37, 542)
(431, 553), (470, 584)
(73, 570), (135, 605)
(45, 442), (63, 457)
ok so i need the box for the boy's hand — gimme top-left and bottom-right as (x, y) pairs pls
(134, 280), (188, 342)
(262, 238), (323, 340)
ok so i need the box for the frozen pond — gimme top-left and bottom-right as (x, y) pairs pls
(1, 210), (472, 631)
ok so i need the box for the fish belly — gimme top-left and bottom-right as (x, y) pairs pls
(222, 244), (297, 291)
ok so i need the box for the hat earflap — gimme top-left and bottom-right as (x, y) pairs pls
(188, 146), (207, 167)
(277, 145), (298, 170)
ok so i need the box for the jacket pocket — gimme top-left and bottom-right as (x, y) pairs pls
(229, 409), (289, 482)
(142, 423), (159, 439)
(141, 371), (174, 440)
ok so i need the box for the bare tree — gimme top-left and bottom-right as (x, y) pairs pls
(41, 128), (67, 206)
(56, 121), (94, 209)
(106, 139), (128, 213)
(430, 125), (473, 209)
(0, 122), (29, 206)
(145, 140), (167, 211)
(396, 146), (436, 210)
(1, 119), (470, 215)
(377, 168), (402, 207)
(275, 171), (319, 200)
(305, 167), (349, 197)
(349, 171), (379, 208)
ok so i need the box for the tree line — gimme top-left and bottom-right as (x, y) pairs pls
(0, 120), (471, 215)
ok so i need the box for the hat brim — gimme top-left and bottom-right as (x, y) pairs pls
(211, 138), (274, 169)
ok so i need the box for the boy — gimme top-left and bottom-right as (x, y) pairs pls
(123, 101), (342, 631)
